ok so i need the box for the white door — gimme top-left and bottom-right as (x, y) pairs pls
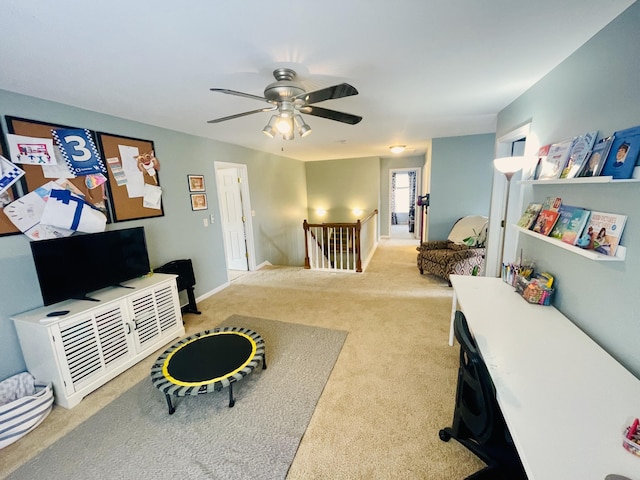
(217, 167), (249, 270)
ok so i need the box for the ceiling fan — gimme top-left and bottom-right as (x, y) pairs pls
(207, 68), (362, 140)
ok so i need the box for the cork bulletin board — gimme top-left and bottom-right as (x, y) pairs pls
(0, 122), (21, 236)
(95, 132), (163, 222)
(5, 116), (113, 222)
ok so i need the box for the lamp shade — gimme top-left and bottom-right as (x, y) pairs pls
(262, 116), (278, 138)
(493, 156), (526, 175)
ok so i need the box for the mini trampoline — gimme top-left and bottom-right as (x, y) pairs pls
(150, 327), (266, 414)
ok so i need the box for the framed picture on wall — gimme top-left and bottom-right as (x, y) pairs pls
(188, 174), (205, 192)
(190, 193), (207, 211)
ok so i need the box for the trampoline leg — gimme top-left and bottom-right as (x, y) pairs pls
(262, 353), (267, 370)
(165, 394), (175, 415)
(228, 384), (235, 408)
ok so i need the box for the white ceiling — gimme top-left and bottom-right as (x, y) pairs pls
(0, 0), (635, 161)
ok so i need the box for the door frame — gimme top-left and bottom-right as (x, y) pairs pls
(213, 161), (256, 272)
(485, 122), (535, 277)
(388, 167), (422, 239)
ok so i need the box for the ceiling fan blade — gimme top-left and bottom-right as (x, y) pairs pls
(295, 83), (358, 105)
(210, 88), (273, 104)
(207, 106), (277, 124)
(303, 106), (362, 125)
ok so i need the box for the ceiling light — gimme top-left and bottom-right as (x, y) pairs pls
(294, 115), (312, 137)
(389, 145), (406, 154)
(283, 129), (294, 141)
(276, 115), (293, 134)
(262, 116), (278, 138)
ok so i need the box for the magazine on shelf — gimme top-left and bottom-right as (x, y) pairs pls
(538, 139), (575, 180)
(578, 136), (614, 177)
(559, 131), (598, 179)
(600, 125), (640, 179)
(549, 205), (591, 245)
(517, 203), (543, 229)
(579, 211), (627, 256)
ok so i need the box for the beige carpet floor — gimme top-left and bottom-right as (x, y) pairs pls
(1, 238), (485, 479)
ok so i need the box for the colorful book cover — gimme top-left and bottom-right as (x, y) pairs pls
(541, 196), (562, 212)
(579, 211), (627, 256)
(517, 203), (542, 229)
(549, 205), (591, 245)
(538, 139), (575, 180)
(531, 209), (560, 236)
(600, 125), (640, 179)
(560, 131), (598, 179)
(579, 136), (614, 177)
(525, 145), (550, 180)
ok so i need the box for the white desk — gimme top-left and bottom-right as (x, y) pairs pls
(449, 275), (640, 480)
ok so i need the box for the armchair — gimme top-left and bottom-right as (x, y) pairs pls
(416, 215), (487, 284)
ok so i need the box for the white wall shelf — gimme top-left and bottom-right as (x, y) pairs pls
(519, 176), (640, 185)
(513, 225), (626, 261)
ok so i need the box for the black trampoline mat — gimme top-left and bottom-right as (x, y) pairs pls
(165, 332), (255, 384)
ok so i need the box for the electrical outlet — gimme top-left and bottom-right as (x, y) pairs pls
(210, 214), (215, 223)
(203, 218), (209, 227)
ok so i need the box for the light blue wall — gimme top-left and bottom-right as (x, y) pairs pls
(0, 89), (307, 380)
(429, 133), (496, 240)
(497, 2), (640, 376)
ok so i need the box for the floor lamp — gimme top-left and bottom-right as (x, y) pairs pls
(493, 156), (525, 277)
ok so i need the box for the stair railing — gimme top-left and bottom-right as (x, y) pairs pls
(303, 209), (378, 273)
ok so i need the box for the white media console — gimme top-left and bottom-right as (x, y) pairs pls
(12, 273), (185, 409)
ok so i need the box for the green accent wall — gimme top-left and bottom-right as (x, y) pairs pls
(305, 157), (381, 224)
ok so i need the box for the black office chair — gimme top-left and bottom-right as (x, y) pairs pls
(439, 311), (527, 480)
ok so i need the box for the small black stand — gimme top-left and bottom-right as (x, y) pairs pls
(155, 259), (201, 315)
(182, 287), (201, 315)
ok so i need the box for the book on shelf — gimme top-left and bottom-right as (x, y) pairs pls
(525, 144), (551, 181)
(549, 205), (591, 245)
(538, 139), (575, 180)
(559, 131), (598, 179)
(578, 211), (627, 256)
(541, 196), (562, 212)
(517, 203), (543, 229)
(531, 209), (560, 236)
(600, 125), (640, 179)
(578, 136), (614, 177)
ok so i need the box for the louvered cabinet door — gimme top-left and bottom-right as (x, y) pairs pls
(128, 280), (182, 353)
(12, 273), (185, 409)
(51, 302), (133, 395)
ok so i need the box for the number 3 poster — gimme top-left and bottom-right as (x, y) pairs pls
(52, 128), (106, 176)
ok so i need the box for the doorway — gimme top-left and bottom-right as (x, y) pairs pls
(214, 162), (256, 275)
(389, 168), (421, 239)
(485, 123), (533, 277)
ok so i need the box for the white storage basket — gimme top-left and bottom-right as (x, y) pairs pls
(0, 374), (53, 449)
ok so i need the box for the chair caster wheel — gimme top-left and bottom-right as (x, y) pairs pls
(439, 429), (451, 442)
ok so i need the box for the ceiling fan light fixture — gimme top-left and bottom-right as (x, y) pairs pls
(262, 116), (278, 138)
(282, 130), (294, 141)
(389, 145), (406, 154)
(275, 115), (293, 135)
(294, 115), (312, 137)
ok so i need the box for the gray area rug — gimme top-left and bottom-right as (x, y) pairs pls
(9, 315), (347, 480)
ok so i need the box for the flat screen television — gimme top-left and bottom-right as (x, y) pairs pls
(30, 227), (151, 306)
